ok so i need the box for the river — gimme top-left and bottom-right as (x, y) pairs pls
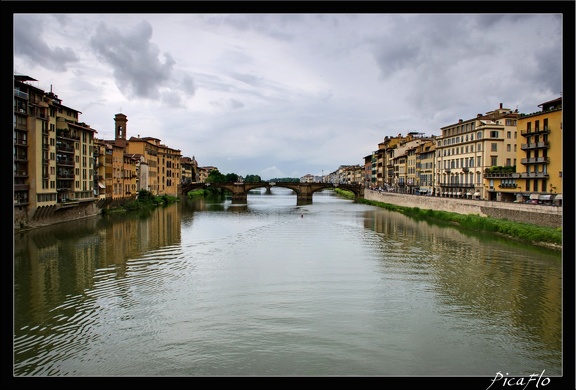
(12, 188), (563, 382)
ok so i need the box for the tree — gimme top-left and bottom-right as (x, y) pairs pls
(205, 169), (227, 183)
(244, 174), (262, 182)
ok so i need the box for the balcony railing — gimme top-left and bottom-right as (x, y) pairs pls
(519, 172), (549, 179)
(14, 89), (29, 99)
(521, 157), (549, 165)
(484, 172), (515, 178)
(521, 142), (550, 150)
(520, 127), (550, 137)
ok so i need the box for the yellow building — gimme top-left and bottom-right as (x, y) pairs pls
(515, 97), (562, 204)
(417, 140), (436, 195)
(14, 75), (97, 225)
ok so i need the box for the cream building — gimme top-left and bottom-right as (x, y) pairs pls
(436, 103), (518, 200)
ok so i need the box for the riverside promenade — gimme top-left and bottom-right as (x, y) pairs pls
(364, 189), (562, 229)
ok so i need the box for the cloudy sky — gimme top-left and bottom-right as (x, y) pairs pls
(12, 11), (563, 180)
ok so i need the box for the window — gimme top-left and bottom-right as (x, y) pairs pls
(507, 144), (511, 152)
(491, 156), (498, 166)
(491, 143), (497, 151)
(506, 158), (511, 166)
(507, 131), (511, 139)
(490, 131), (499, 138)
(477, 131), (482, 139)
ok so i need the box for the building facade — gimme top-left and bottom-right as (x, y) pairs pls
(485, 97), (563, 205)
(14, 75), (98, 227)
(435, 103), (519, 199)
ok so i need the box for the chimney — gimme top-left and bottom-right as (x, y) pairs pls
(500, 103), (503, 109)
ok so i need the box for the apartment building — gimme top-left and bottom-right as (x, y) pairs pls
(517, 97), (562, 203)
(181, 156), (199, 184)
(100, 113), (182, 197)
(14, 75), (98, 224)
(364, 152), (376, 188)
(485, 97), (562, 204)
(435, 103), (519, 200)
(416, 140), (436, 195)
(197, 166), (219, 183)
(377, 134), (403, 190)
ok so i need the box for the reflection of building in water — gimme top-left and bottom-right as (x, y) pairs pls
(100, 205), (182, 269)
(364, 208), (561, 351)
(14, 205), (182, 322)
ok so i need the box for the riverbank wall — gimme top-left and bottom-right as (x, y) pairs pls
(364, 190), (562, 229)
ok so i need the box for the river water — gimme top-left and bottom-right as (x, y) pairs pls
(13, 188), (563, 379)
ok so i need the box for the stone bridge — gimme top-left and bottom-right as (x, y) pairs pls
(180, 182), (364, 205)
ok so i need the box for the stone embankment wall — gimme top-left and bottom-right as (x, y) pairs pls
(364, 190), (562, 229)
(14, 201), (102, 231)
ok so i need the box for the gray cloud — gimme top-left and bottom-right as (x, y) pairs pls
(89, 20), (181, 99)
(14, 15), (78, 71)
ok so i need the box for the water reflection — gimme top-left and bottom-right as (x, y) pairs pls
(13, 193), (562, 377)
(364, 209), (562, 362)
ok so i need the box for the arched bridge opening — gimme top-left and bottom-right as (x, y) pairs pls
(180, 182), (364, 205)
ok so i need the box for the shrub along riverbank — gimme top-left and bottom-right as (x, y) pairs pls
(334, 188), (562, 250)
(102, 189), (179, 214)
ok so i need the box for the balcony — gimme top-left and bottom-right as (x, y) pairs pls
(56, 158), (75, 166)
(484, 172), (515, 178)
(521, 142), (550, 150)
(520, 127), (550, 137)
(14, 123), (27, 131)
(521, 157), (549, 165)
(519, 172), (549, 179)
(14, 89), (28, 99)
(499, 183), (518, 188)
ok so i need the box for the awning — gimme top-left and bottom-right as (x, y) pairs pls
(456, 192), (462, 196)
(539, 194), (552, 201)
(530, 193), (540, 200)
(473, 192), (480, 196)
(466, 192), (473, 196)
(98, 182), (106, 189)
(555, 194), (562, 201)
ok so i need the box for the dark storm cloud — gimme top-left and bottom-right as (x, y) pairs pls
(14, 15), (78, 72)
(89, 20), (181, 99)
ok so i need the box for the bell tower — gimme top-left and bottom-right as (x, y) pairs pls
(114, 113), (128, 147)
